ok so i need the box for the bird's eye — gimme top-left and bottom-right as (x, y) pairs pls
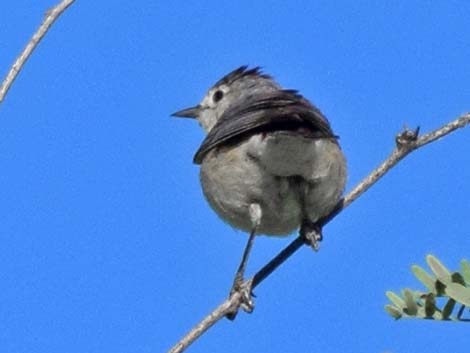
(213, 90), (224, 103)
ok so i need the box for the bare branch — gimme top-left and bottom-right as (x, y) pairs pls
(0, 0), (75, 105)
(167, 292), (244, 353)
(343, 114), (470, 208)
(167, 113), (470, 353)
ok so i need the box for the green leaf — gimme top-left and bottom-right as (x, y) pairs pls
(412, 265), (436, 293)
(445, 282), (470, 306)
(460, 260), (470, 286)
(435, 280), (447, 296)
(386, 291), (406, 309)
(402, 288), (417, 315)
(427, 255), (452, 284)
(432, 309), (443, 321)
(451, 272), (466, 286)
(415, 305), (425, 318)
(424, 293), (436, 318)
(385, 305), (402, 319)
(442, 298), (456, 320)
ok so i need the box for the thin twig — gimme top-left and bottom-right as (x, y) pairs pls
(0, 0), (75, 104)
(343, 114), (470, 208)
(168, 292), (244, 353)
(167, 113), (470, 353)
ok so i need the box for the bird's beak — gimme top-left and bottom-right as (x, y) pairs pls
(171, 105), (201, 119)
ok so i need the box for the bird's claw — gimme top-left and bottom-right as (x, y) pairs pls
(227, 278), (255, 320)
(300, 221), (323, 251)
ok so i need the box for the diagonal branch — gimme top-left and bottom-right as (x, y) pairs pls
(167, 113), (470, 353)
(0, 0), (76, 105)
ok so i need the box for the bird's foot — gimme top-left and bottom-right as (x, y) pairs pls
(300, 221), (323, 251)
(226, 277), (255, 320)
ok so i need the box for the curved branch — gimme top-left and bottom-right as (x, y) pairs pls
(167, 113), (470, 353)
(0, 0), (75, 105)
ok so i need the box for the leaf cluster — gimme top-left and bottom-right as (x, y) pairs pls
(385, 255), (470, 321)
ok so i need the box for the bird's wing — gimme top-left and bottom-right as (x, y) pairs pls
(193, 90), (336, 164)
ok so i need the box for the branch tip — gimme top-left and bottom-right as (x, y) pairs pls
(396, 126), (420, 149)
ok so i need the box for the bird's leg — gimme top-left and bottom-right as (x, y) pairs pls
(226, 203), (261, 320)
(300, 219), (322, 251)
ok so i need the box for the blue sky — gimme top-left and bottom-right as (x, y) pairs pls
(1, 1), (470, 352)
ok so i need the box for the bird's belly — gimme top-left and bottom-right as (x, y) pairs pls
(199, 133), (346, 236)
(200, 143), (302, 236)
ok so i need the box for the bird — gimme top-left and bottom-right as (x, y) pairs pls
(172, 66), (346, 310)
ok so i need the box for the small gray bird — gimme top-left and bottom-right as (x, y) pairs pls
(173, 66), (346, 297)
